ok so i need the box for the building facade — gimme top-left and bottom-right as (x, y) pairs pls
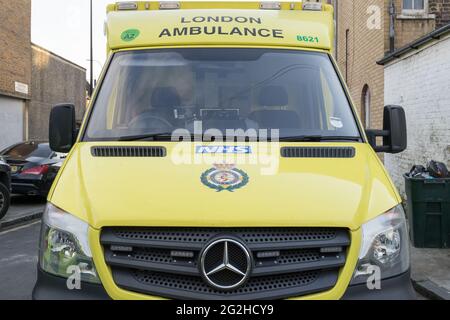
(381, 27), (450, 196)
(0, 0), (86, 149)
(30, 45), (86, 141)
(331, 0), (450, 133)
(0, 0), (32, 150)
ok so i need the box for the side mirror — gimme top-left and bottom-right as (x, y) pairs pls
(49, 104), (77, 153)
(366, 105), (407, 154)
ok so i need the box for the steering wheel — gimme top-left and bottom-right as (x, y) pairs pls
(128, 112), (175, 131)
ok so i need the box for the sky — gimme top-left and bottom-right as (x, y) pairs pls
(31, 0), (280, 82)
(32, 0), (111, 81)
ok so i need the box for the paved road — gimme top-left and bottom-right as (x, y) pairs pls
(411, 246), (450, 296)
(0, 221), (41, 300)
(1, 195), (46, 228)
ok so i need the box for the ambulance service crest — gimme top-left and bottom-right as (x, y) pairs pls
(201, 164), (249, 192)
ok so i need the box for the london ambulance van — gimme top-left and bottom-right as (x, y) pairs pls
(33, 1), (416, 300)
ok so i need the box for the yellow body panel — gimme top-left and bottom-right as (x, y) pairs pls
(106, 2), (334, 52)
(50, 141), (400, 299)
(46, 1), (403, 300)
(51, 142), (399, 230)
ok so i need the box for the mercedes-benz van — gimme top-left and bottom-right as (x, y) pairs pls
(33, 1), (415, 300)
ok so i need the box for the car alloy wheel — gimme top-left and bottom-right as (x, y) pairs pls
(0, 191), (4, 211)
(0, 183), (10, 219)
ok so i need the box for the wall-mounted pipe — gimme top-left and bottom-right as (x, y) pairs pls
(389, 0), (396, 53)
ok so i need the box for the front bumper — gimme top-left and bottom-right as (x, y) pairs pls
(32, 267), (416, 300)
(32, 267), (110, 300)
(11, 177), (49, 196)
(342, 271), (416, 300)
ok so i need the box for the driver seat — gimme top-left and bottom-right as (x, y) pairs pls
(128, 87), (181, 130)
(150, 87), (181, 121)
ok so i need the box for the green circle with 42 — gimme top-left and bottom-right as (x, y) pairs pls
(121, 29), (140, 42)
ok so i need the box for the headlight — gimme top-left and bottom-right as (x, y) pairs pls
(351, 204), (410, 285)
(39, 203), (100, 284)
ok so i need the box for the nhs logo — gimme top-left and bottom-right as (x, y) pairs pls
(196, 146), (252, 154)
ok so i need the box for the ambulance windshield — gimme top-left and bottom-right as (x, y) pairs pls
(85, 48), (360, 141)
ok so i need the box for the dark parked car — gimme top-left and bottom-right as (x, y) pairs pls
(0, 158), (11, 219)
(0, 141), (66, 198)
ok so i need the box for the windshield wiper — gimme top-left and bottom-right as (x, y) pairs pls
(117, 132), (175, 141)
(117, 133), (361, 142)
(279, 135), (361, 142)
(118, 133), (258, 142)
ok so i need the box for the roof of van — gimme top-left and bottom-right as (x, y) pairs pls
(105, 1), (334, 52)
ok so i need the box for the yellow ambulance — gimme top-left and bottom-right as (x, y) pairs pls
(33, 1), (415, 300)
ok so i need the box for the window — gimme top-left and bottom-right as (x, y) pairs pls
(403, 0), (426, 13)
(84, 49), (361, 141)
(361, 85), (371, 129)
(2, 142), (52, 159)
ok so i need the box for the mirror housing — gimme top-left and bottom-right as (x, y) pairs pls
(366, 105), (407, 154)
(49, 104), (77, 153)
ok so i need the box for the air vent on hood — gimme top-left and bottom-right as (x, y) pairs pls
(281, 147), (355, 158)
(91, 146), (167, 157)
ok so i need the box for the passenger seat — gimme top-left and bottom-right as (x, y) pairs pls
(249, 86), (300, 129)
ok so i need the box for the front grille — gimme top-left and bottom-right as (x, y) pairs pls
(101, 227), (350, 300)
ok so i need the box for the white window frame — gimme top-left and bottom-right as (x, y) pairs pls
(402, 0), (428, 16)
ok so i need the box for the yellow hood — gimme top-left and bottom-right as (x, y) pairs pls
(50, 142), (400, 230)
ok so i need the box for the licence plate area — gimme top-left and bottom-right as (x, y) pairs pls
(10, 165), (22, 174)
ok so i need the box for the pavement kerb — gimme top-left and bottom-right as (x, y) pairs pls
(0, 210), (43, 232)
(412, 278), (450, 300)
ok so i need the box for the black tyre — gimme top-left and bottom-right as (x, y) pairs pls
(0, 182), (10, 220)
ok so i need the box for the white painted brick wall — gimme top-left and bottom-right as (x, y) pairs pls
(384, 36), (450, 197)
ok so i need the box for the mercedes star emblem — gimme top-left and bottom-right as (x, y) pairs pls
(200, 238), (252, 291)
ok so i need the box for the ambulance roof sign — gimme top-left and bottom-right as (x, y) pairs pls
(106, 2), (334, 52)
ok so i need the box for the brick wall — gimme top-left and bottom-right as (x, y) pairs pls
(394, 18), (436, 48)
(333, 0), (449, 140)
(0, 0), (31, 99)
(394, 0), (436, 48)
(384, 36), (450, 196)
(430, 0), (450, 28)
(393, 0), (450, 48)
(333, 0), (387, 133)
(29, 45), (86, 140)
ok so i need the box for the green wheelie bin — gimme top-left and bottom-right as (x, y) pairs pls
(404, 174), (450, 248)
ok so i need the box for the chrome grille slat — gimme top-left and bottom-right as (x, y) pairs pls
(251, 253), (346, 276)
(104, 249), (346, 277)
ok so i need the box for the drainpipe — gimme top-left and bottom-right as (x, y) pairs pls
(90, 0), (94, 97)
(335, 0), (339, 60)
(389, 0), (396, 52)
